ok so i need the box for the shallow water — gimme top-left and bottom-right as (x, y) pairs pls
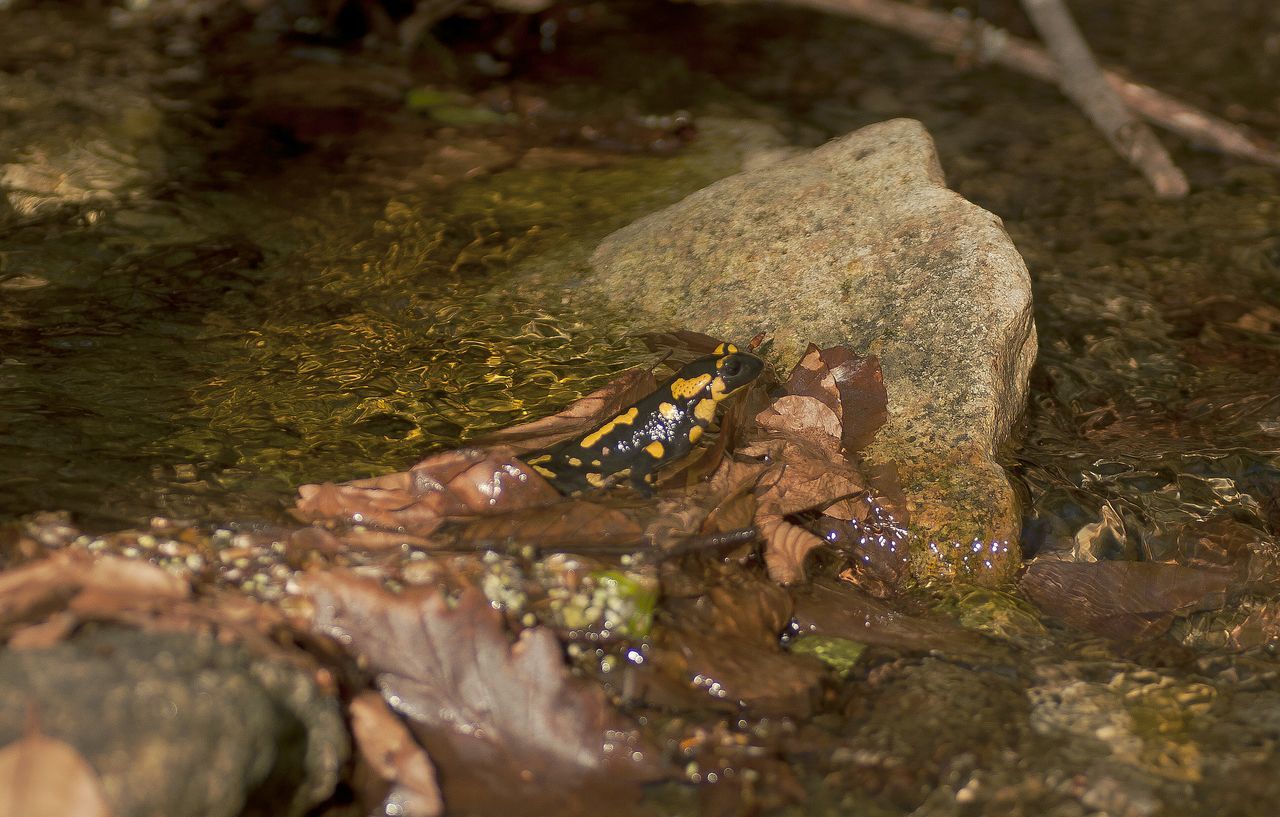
(3, 0), (1280, 814)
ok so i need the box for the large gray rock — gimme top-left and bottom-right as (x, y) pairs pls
(0, 628), (348, 817)
(589, 119), (1036, 583)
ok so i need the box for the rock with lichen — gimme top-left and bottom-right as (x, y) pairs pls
(588, 118), (1036, 584)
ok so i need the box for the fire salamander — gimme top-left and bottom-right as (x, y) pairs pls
(521, 343), (764, 495)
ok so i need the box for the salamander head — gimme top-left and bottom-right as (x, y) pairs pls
(712, 348), (764, 396)
(668, 344), (764, 403)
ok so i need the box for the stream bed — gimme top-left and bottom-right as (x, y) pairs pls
(2, 1), (1280, 815)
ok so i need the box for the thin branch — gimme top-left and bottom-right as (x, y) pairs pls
(1019, 0), (1186, 197)
(757, 0), (1280, 172)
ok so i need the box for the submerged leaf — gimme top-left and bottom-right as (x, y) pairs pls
(791, 579), (991, 657)
(441, 500), (645, 551)
(0, 551), (188, 641)
(1020, 559), (1234, 640)
(638, 330), (727, 367)
(643, 567), (824, 715)
(303, 572), (662, 816)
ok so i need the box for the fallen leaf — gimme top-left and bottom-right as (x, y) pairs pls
(791, 579), (991, 657)
(0, 714), (114, 817)
(755, 395), (843, 452)
(642, 567), (824, 715)
(638, 329), (728, 364)
(293, 447), (560, 536)
(817, 346), (888, 455)
(0, 551), (188, 640)
(809, 505), (912, 592)
(473, 368), (658, 453)
(303, 572), (662, 816)
(1020, 559), (1234, 640)
(759, 516), (827, 585)
(349, 691), (443, 817)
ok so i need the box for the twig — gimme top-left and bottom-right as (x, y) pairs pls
(757, 0), (1280, 173)
(1019, 0), (1186, 197)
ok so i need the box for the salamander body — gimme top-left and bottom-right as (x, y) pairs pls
(521, 343), (764, 495)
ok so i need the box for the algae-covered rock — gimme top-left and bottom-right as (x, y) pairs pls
(588, 119), (1036, 583)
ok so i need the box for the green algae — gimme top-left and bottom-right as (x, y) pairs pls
(789, 635), (866, 676)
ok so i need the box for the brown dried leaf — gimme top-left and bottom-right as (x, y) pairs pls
(350, 691), (443, 817)
(303, 572), (662, 816)
(779, 345), (888, 458)
(647, 567), (822, 715)
(473, 368), (658, 453)
(743, 436), (866, 519)
(755, 395), (842, 453)
(1020, 559), (1234, 640)
(293, 447), (560, 535)
(818, 347), (889, 455)
(783, 345), (842, 415)
(0, 719), (114, 817)
(700, 482), (759, 536)
(0, 551), (188, 639)
(760, 515), (827, 585)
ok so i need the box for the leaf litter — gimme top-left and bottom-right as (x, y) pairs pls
(6, 329), (1261, 816)
(304, 571), (662, 816)
(0, 332), (923, 816)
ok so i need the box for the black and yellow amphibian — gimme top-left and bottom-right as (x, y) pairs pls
(521, 343), (764, 495)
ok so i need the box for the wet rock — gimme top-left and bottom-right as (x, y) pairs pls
(838, 658), (1030, 810)
(589, 119), (1036, 582)
(1028, 661), (1212, 793)
(0, 628), (347, 817)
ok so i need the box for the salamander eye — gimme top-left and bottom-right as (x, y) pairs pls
(721, 358), (743, 377)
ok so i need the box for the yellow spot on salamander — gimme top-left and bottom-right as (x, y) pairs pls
(644, 441), (665, 459)
(591, 459), (602, 467)
(567, 457), (582, 467)
(694, 398), (718, 424)
(586, 473), (607, 488)
(670, 373), (712, 400)
(688, 425), (703, 443)
(526, 454), (551, 464)
(710, 376), (729, 399)
(580, 407), (639, 449)
(713, 342), (738, 355)
(532, 465), (557, 479)
(658, 402), (679, 420)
